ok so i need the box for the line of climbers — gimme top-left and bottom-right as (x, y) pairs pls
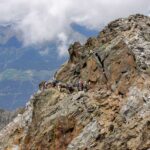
(39, 79), (90, 93)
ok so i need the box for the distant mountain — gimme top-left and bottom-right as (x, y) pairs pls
(0, 108), (24, 131)
(0, 25), (67, 110)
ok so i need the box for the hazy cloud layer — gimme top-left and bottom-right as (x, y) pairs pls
(0, 0), (150, 56)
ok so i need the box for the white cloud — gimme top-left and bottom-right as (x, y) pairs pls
(57, 32), (69, 57)
(57, 31), (86, 57)
(0, 0), (149, 56)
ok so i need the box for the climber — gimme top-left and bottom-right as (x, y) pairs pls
(45, 81), (52, 89)
(83, 81), (88, 92)
(39, 81), (46, 91)
(77, 80), (80, 91)
(78, 80), (84, 91)
(51, 79), (59, 87)
(72, 81), (78, 92)
(57, 82), (62, 92)
(88, 81), (91, 90)
(66, 83), (74, 93)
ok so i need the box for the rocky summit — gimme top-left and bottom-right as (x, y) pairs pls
(0, 14), (150, 150)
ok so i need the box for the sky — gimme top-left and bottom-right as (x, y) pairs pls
(0, 0), (150, 56)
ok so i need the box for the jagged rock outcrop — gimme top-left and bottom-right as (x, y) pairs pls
(55, 14), (150, 94)
(0, 14), (150, 150)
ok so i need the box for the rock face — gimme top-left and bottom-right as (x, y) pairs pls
(0, 14), (150, 150)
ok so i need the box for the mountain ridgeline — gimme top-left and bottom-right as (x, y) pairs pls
(0, 14), (150, 150)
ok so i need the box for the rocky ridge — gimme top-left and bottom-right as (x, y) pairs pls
(0, 14), (150, 150)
